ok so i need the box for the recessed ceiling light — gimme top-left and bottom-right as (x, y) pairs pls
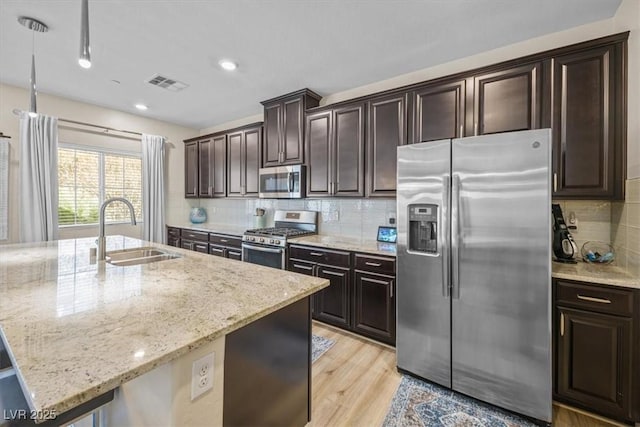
(135, 103), (148, 111)
(219, 60), (237, 71)
(78, 58), (91, 69)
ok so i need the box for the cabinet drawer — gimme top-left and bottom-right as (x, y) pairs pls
(354, 253), (396, 275)
(227, 248), (242, 261)
(210, 233), (242, 248)
(181, 229), (209, 242)
(167, 227), (180, 238)
(289, 245), (350, 268)
(555, 279), (633, 317)
(209, 244), (226, 257)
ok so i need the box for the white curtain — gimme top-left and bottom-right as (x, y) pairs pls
(0, 137), (9, 240)
(142, 134), (165, 243)
(19, 113), (59, 242)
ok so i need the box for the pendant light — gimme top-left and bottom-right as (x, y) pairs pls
(78, 0), (91, 69)
(18, 17), (48, 118)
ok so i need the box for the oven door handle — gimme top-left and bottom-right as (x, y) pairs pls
(241, 243), (284, 254)
(287, 172), (293, 193)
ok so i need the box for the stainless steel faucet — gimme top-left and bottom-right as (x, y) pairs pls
(97, 197), (137, 260)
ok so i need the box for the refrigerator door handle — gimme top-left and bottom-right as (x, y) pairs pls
(441, 176), (450, 297)
(451, 174), (461, 299)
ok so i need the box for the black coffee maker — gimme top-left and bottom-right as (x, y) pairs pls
(552, 204), (578, 263)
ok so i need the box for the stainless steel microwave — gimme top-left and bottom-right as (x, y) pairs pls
(258, 165), (306, 199)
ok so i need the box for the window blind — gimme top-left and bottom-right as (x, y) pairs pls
(58, 146), (142, 226)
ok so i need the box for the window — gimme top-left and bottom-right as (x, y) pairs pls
(58, 145), (142, 226)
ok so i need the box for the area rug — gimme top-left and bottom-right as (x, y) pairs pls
(383, 375), (538, 427)
(311, 334), (335, 363)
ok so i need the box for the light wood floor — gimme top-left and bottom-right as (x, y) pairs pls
(310, 322), (628, 427)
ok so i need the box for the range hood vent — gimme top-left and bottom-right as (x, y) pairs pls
(146, 74), (189, 92)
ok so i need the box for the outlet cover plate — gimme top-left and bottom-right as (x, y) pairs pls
(191, 352), (214, 401)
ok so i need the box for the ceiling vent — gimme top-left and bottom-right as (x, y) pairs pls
(146, 74), (189, 92)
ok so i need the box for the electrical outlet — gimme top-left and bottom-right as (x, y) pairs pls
(191, 352), (214, 401)
(386, 212), (396, 225)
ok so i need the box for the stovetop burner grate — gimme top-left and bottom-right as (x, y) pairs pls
(244, 227), (316, 238)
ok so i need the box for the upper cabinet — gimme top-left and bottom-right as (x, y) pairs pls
(472, 62), (542, 135)
(184, 140), (198, 198)
(184, 135), (227, 199)
(551, 42), (625, 199)
(227, 123), (263, 198)
(367, 92), (408, 197)
(261, 89), (321, 167)
(409, 78), (466, 143)
(306, 103), (365, 197)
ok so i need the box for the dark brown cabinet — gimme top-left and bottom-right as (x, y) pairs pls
(261, 89), (321, 167)
(553, 279), (639, 423)
(551, 43), (625, 199)
(227, 124), (262, 198)
(409, 79), (466, 143)
(197, 135), (227, 198)
(288, 245), (351, 329)
(305, 103), (365, 197)
(287, 245), (396, 345)
(352, 254), (396, 345)
(209, 233), (242, 260)
(184, 135), (227, 199)
(472, 62), (542, 135)
(367, 93), (408, 197)
(167, 226), (180, 247)
(184, 141), (198, 198)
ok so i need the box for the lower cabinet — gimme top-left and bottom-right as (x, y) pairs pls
(166, 227), (243, 261)
(315, 264), (351, 329)
(288, 244), (396, 345)
(553, 278), (638, 424)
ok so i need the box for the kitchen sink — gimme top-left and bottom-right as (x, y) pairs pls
(106, 247), (181, 267)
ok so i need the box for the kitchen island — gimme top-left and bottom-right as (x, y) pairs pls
(0, 236), (328, 426)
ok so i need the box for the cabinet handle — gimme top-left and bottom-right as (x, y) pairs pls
(553, 173), (558, 192)
(459, 124), (463, 137)
(309, 252), (323, 256)
(577, 295), (612, 304)
(474, 122), (478, 135)
(220, 239), (228, 243)
(365, 262), (382, 267)
(560, 313), (565, 337)
(390, 280), (394, 299)
(293, 263), (314, 271)
(322, 270), (344, 278)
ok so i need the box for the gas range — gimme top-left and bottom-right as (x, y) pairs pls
(242, 210), (317, 248)
(243, 227), (316, 247)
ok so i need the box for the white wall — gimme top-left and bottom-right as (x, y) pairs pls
(0, 83), (198, 244)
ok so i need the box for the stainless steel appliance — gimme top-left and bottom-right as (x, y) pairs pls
(258, 165), (305, 199)
(397, 129), (552, 423)
(242, 210), (317, 269)
(552, 203), (578, 263)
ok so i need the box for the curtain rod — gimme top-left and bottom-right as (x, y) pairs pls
(12, 108), (152, 138)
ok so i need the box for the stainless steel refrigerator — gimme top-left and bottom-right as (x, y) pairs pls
(396, 129), (552, 423)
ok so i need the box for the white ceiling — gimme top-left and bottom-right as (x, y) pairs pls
(0, 0), (622, 130)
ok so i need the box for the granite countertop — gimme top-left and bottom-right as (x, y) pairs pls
(0, 236), (328, 422)
(289, 235), (397, 257)
(552, 260), (639, 289)
(167, 222), (246, 236)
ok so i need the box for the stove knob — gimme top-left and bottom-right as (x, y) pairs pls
(259, 238), (265, 243)
(249, 237), (255, 242)
(274, 240), (280, 245)
(269, 239), (275, 244)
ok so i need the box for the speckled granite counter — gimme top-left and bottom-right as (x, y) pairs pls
(167, 222), (246, 236)
(289, 235), (397, 257)
(0, 236), (328, 422)
(552, 260), (639, 289)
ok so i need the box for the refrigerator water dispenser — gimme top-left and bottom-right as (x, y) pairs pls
(408, 204), (438, 253)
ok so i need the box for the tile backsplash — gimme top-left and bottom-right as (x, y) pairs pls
(611, 178), (640, 276)
(187, 198), (397, 241)
(170, 180), (639, 277)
